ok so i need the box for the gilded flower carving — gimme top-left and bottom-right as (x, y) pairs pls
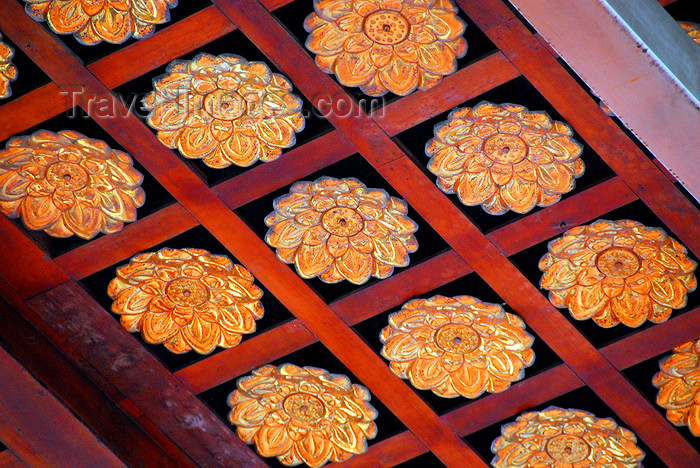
(304, 0), (467, 96)
(108, 248), (264, 354)
(143, 54), (305, 169)
(653, 338), (700, 436)
(22, 0), (177, 45)
(0, 34), (18, 99)
(228, 364), (378, 467)
(380, 295), (535, 398)
(539, 220), (697, 328)
(679, 22), (700, 45)
(264, 177), (418, 285)
(491, 407), (645, 467)
(426, 102), (585, 215)
(0, 130), (145, 239)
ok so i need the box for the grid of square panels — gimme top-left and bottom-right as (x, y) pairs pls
(0, 0), (698, 466)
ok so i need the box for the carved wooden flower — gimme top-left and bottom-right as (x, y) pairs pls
(304, 0), (467, 96)
(22, 0), (177, 45)
(679, 22), (700, 45)
(653, 338), (700, 436)
(0, 130), (145, 239)
(265, 177), (418, 285)
(108, 248), (264, 354)
(491, 407), (645, 467)
(540, 220), (697, 328)
(0, 34), (18, 99)
(143, 53), (305, 169)
(426, 102), (585, 214)
(228, 364), (378, 467)
(380, 295), (534, 398)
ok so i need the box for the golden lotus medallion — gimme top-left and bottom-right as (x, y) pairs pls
(0, 130), (145, 239)
(264, 177), (418, 285)
(540, 220), (697, 328)
(380, 295), (535, 398)
(22, 0), (177, 45)
(143, 53), (305, 169)
(228, 364), (378, 467)
(108, 248), (264, 354)
(426, 102), (585, 215)
(653, 338), (700, 436)
(679, 21), (700, 45)
(0, 34), (17, 99)
(304, 0), (467, 96)
(491, 407), (645, 467)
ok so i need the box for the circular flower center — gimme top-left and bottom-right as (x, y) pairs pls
(45, 162), (88, 192)
(595, 247), (641, 278)
(483, 134), (528, 164)
(435, 324), (481, 353)
(545, 434), (590, 463)
(204, 89), (245, 121)
(282, 393), (325, 424)
(166, 278), (209, 307)
(363, 10), (410, 45)
(321, 206), (364, 237)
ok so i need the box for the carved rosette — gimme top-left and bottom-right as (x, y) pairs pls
(0, 130), (145, 239)
(228, 364), (378, 467)
(426, 102), (585, 215)
(265, 177), (418, 285)
(0, 34), (18, 99)
(304, 0), (467, 96)
(380, 295), (535, 398)
(679, 22), (700, 45)
(108, 248), (264, 354)
(653, 338), (700, 436)
(22, 0), (177, 45)
(491, 407), (645, 467)
(540, 220), (697, 328)
(143, 53), (305, 169)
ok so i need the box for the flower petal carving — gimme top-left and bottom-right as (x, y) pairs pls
(22, 0), (177, 45)
(0, 34), (18, 99)
(143, 53), (305, 169)
(491, 407), (645, 467)
(304, 0), (467, 96)
(426, 102), (585, 215)
(0, 130), (145, 239)
(380, 295), (535, 398)
(108, 248), (264, 354)
(653, 338), (700, 436)
(228, 364), (378, 467)
(539, 219), (697, 328)
(679, 21), (700, 45)
(264, 177), (418, 285)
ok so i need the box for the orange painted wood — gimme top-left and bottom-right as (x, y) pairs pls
(0, 344), (126, 468)
(487, 177), (637, 256)
(26, 281), (265, 467)
(0, 216), (69, 298)
(454, 0), (516, 31)
(0, 451), (26, 468)
(55, 203), (198, 280)
(486, 18), (700, 257)
(213, 131), (356, 208)
(337, 431), (425, 468)
(601, 306), (700, 370)
(375, 52), (521, 135)
(0, 83), (68, 143)
(0, 295), (185, 467)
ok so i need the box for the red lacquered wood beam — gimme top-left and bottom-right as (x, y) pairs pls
(26, 282), (265, 467)
(487, 177), (636, 257)
(601, 306), (700, 370)
(455, 0), (515, 31)
(375, 52), (521, 136)
(484, 18), (700, 257)
(213, 130), (356, 208)
(88, 6), (236, 89)
(0, 295), (188, 467)
(55, 203), (198, 280)
(0, 451), (25, 468)
(0, 344), (125, 468)
(336, 431), (425, 468)
(0, 83), (68, 143)
(0, 216), (69, 298)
